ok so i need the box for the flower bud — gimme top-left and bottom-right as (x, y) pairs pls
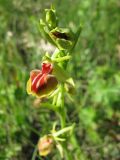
(45, 9), (58, 29)
(38, 135), (54, 156)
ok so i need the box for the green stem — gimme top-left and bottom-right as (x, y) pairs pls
(60, 83), (66, 128)
(59, 84), (73, 160)
(60, 111), (66, 128)
(31, 144), (38, 160)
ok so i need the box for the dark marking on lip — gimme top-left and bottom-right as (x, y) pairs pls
(52, 31), (70, 40)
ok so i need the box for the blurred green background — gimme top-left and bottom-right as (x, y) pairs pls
(0, 0), (120, 159)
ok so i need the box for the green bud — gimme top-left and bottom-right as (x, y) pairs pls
(45, 9), (58, 29)
(38, 135), (54, 156)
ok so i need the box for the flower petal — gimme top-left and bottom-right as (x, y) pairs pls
(31, 72), (43, 93)
(36, 75), (58, 98)
(42, 63), (53, 74)
(36, 73), (47, 88)
(30, 70), (41, 81)
(26, 78), (32, 94)
(38, 135), (54, 157)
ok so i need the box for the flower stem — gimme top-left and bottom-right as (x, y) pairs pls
(59, 84), (73, 160)
(60, 111), (66, 128)
(59, 83), (66, 128)
(31, 144), (38, 160)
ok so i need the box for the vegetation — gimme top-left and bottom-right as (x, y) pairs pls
(0, 0), (120, 160)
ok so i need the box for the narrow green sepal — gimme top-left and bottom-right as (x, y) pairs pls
(70, 24), (82, 51)
(45, 8), (58, 29)
(53, 63), (70, 82)
(39, 19), (56, 45)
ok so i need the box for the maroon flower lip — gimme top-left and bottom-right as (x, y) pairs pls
(51, 31), (70, 40)
(30, 63), (53, 93)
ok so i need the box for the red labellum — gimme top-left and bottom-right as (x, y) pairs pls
(42, 63), (53, 74)
(30, 63), (53, 93)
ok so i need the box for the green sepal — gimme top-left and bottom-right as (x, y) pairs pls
(70, 24), (82, 51)
(56, 38), (73, 50)
(56, 142), (64, 158)
(65, 78), (76, 95)
(49, 27), (75, 50)
(39, 19), (56, 45)
(45, 8), (58, 29)
(56, 91), (62, 107)
(53, 63), (70, 82)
